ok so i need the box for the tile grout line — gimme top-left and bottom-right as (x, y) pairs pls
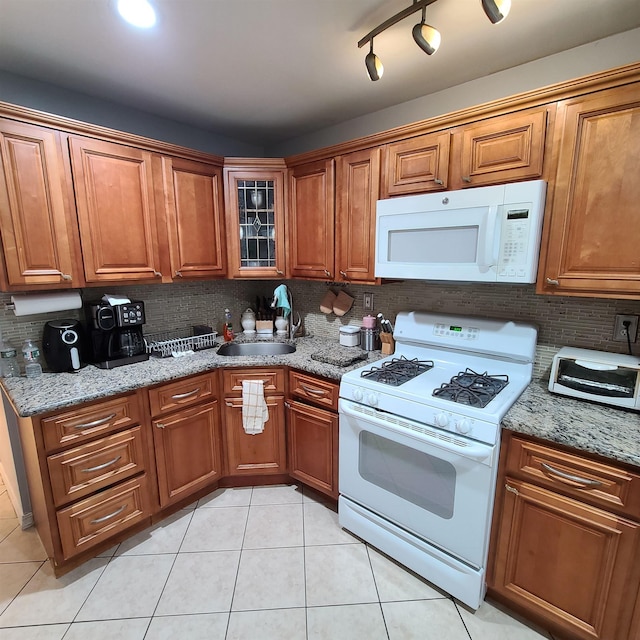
(140, 504), (199, 639)
(223, 486), (253, 640)
(0, 559), (46, 627)
(364, 544), (391, 640)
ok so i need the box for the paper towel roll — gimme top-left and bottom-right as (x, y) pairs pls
(10, 292), (82, 317)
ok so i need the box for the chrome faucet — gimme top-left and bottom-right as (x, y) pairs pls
(271, 285), (301, 339)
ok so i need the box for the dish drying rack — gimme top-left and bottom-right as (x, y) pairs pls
(145, 328), (218, 358)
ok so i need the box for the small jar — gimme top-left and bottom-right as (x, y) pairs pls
(339, 325), (361, 347)
(241, 309), (256, 334)
(360, 328), (380, 351)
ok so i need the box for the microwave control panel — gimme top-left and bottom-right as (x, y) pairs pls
(497, 207), (536, 282)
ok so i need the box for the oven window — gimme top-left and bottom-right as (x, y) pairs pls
(358, 431), (456, 519)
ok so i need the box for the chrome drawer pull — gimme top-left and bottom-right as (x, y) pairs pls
(171, 387), (201, 400)
(81, 455), (122, 473)
(540, 462), (603, 488)
(505, 483), (519, 496)
(300, 384), (327, 397)
(74, 413), (117, 430)
(90, 504), (126, 524)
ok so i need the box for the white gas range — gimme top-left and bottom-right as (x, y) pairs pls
(338, 311), (537, 610)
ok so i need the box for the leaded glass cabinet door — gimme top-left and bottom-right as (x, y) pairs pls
(223, 161), (286, 279)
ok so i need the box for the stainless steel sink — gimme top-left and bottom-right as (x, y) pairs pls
(216, 342), (296, 357)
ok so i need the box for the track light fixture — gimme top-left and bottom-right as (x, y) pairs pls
(412, 6), (441, 56)
(358, 0), (510, 81)
(481, 0), (511, 24)
(365, 40), (384, 81)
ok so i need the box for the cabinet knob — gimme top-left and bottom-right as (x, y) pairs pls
(156, 422), (166, 429)
(339, 270), (348, 279)
(284, 401), (291, 409)
(505, 483), (519, 496)
(60, 273), (72, 281)
(324, 269), (332, 278)
(546, 278), (559, 286)
(276, 270), (284, 276)
(175, 271), (183, 278)
(434, 179), (444, 186)
(153, 271), (162, 278)
(462, 176), (472, 183)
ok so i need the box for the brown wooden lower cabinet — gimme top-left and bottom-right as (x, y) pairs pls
(222, 395), (286, 475)
(489, 433), (640, 640)
(151, 400), (223, 508)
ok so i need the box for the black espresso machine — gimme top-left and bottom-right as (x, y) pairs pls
(84, 300), (149, 369)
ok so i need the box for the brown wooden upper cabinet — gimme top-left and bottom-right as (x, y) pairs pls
(288, 159), (335, 280)
(537, 83), (640, 299)
(335, 148), (380, 284)
(381, 107), (549, 198)
(68, 135), (166, 284)
(158, 156), (226, 280)
(381, 131), (451, 197)
(0, 119), (83, 289)
(223, 159), (287, 279)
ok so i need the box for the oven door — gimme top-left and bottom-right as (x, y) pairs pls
(339, 399), (497, 568)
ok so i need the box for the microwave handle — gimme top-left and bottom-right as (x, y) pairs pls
(478, 205), (500, 273)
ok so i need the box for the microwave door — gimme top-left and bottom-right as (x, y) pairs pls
(375, 205), (497, 281)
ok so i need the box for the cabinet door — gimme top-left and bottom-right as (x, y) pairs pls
(160, 156), (226, 279)
(288, 159), (335, 280)
(0, 119), (82, 288)
(223, 395), (286, 475)
(491, 477), (640, 640)
(152, 400), (222, 508)
(224, 165), (287, 279)
(538, 84), (640, 299)
(381, 131), (451, 197)
(335, 147), (380, 283)
(68, 135), (164, 283)
(287, 399), (338, 499)
(449, 107), (548, 189)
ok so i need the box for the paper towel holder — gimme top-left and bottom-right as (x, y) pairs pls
(6, 292), (83, 317)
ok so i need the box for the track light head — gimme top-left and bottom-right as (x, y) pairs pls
(412, 21), (441, 55)
(365, 41), (384, 81)
(481, 0), (511, 24)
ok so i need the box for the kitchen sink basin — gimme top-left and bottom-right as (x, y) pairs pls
(216, 342), (296, 357)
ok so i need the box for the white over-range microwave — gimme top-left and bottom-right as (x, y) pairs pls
(375, 179), (547, 283)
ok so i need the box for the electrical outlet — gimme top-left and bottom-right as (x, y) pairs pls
(363, 292), (374, 311)
(613, 314), (639, 342)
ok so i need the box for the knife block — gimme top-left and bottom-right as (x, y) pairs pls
(380, 333), (395, 355)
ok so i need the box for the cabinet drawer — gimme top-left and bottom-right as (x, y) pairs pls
(42, 394), (142, 452)
(222, 368), (285, 395)
(289, 370), (338, 411)
(56, 474), (150, 560)
(505, 435), (640, 519)
(47, 426), (146, 508)
(148, 372), (216, 417)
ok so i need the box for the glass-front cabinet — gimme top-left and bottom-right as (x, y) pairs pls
(223, 159), (287, 278)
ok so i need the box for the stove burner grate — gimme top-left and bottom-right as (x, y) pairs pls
(361, 356), (434, 386)
(433, 369), (509, 408)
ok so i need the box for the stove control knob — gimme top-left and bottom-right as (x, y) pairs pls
(435, 413), (449, 428)
(367, 393), (379, 407)
(353, 388), (363, 402)
(456, 419), (471, 434)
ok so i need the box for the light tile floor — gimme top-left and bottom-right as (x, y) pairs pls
(0, 474), (559, 639)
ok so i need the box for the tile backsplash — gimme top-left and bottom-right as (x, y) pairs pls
(1, 280), (638, 379)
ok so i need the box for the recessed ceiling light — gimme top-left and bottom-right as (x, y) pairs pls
(117, 0), (157, 28)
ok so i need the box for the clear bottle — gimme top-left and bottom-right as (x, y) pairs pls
(0, 334), (19, 378)
(22, 339), (43, 378)
(223, 308), (234, 342)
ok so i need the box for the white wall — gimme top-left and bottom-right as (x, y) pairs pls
(269, 28), (640, 157)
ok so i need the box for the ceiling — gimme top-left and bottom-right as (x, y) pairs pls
(1, 0), (639, 147)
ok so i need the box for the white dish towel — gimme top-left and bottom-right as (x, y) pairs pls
(242, 379), (269, 435)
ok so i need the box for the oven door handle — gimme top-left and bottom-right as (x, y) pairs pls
(339, 400), (494, 463)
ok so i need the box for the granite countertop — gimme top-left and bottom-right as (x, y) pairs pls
(0, 336), (383, 418)
(503, 379), (640, 469)
(2, 340), (638, 469)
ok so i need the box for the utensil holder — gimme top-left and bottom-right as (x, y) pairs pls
(380, 333), (395, 355)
